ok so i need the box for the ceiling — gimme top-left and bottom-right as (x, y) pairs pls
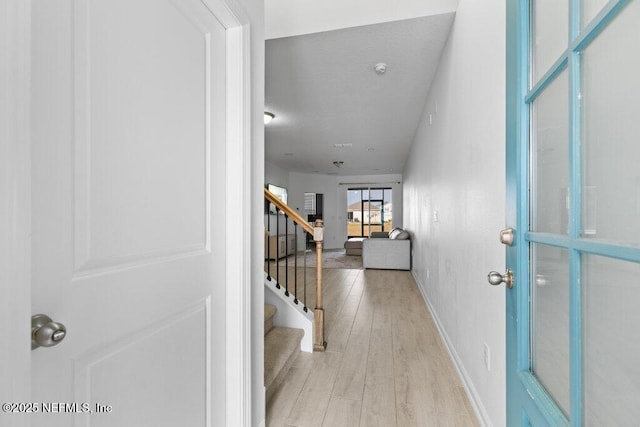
(265, 0), (458, 39)
(265, 13), (455, 176)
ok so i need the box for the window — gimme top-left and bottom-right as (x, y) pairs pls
(347, 188), (392, 237)
(304, 192), (316, 214)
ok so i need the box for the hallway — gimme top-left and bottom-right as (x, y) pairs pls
(267, 269), (479, 426)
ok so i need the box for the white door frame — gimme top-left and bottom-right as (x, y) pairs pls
(0, 0), (253, 425)
(1, 1), (31, 426)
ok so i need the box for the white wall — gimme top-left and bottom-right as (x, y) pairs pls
(402, 0), (506, 425)
(265, 0), (458, 39)
(265, 161), (290, 190)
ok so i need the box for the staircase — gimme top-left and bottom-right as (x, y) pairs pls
(264, 304), (303, 403)
(264, 188), (326, 351)
(263, 188), (327, 404)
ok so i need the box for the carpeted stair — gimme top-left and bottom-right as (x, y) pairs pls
(264, 304), (304, 403)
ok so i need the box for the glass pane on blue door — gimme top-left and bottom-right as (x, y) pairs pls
(581, 0), (609, 29)
(583, 254), (640, 425)
(531, 71), (569, 234)
(532, 0), (568, 83)
(581, 0), (640, 246)
(531, 244), (570, 417)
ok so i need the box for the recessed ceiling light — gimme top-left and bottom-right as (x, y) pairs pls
(264, 112), (275, 124)
(367, 147), (375, 152)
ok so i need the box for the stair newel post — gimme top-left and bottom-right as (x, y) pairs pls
(313, 219), (327, 351)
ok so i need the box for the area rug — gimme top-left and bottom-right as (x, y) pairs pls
(281, 249), (363, 269)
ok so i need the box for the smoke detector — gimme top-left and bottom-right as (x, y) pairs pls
(374, 62), (387, 75)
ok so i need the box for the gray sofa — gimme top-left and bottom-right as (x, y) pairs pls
(362, 228), (411, 270)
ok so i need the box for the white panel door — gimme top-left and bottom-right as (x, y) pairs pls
(30, 0), (227, 425)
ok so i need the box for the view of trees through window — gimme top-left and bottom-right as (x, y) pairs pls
(347, 188), (393, 237)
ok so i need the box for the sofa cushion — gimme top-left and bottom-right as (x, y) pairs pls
(344, 237), (366, 249)
(370, 231), (389, 238)
(344, 237), (366, 256)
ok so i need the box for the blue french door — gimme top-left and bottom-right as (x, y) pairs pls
(506, 0), (640, 425)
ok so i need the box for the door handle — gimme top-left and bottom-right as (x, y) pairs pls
(487, 269), (514, 289)
(32, 314), (67, 350)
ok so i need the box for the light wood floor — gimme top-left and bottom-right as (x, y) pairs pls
(267, 268), (480, 427)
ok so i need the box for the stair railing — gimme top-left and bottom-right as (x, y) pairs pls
(264, 188), (326, 351)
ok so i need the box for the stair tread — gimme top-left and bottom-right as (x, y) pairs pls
(264, 327), (303, 389)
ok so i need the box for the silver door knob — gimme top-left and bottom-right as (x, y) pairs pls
(487, 269), (514, 289)
(499, 228), (514, 246)
(32, 314), (67, 350)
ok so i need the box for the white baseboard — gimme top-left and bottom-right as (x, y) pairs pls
(411, 270), (492, 427)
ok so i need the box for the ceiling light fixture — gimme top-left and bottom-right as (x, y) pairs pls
(374, 62), (387, 75)
(264, 111), (275, 124)
(333, 161), (344, 168)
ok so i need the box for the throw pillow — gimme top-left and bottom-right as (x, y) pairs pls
(390, 229), (410, 240)
(395, 230), (410, 240)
